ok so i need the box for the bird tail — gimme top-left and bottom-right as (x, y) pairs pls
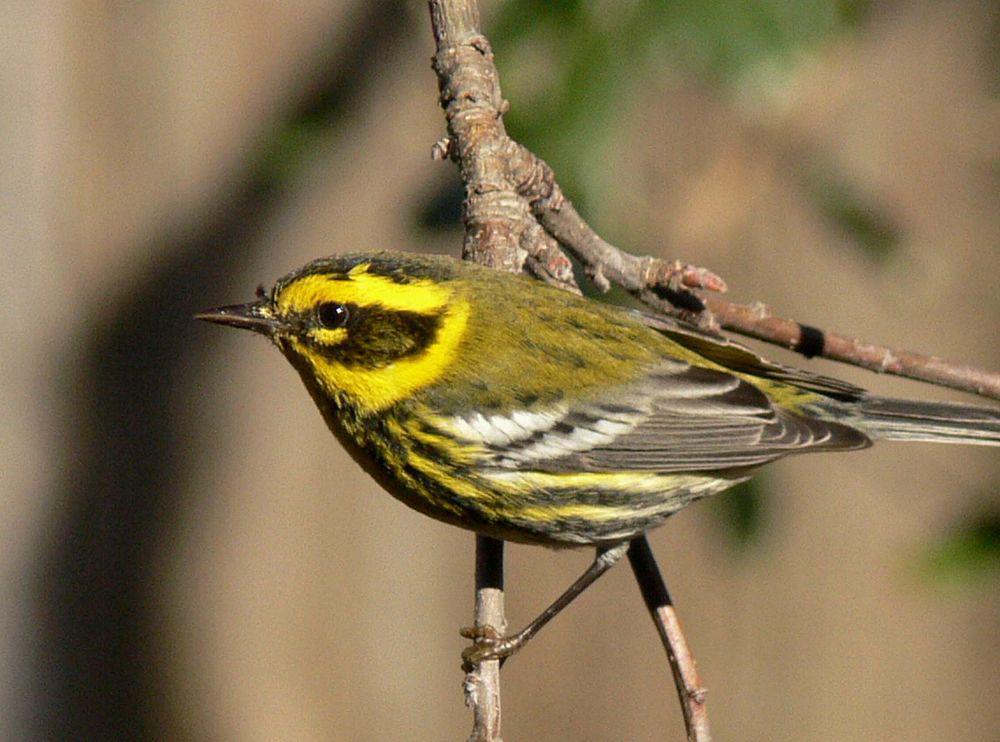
(849, 396), (1000, 445)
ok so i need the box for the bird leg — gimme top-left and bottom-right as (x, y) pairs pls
(461, 541), (629, 669)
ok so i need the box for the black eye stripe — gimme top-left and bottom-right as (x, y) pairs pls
(304, 305), (444, 368)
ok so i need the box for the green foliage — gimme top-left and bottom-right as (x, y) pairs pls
(708, 476), (769, 551)
(255, 119), (329, 186)
(807, 168), (900, 260)
(916, 509), (1000, 588)
(490, 0), (868, 215)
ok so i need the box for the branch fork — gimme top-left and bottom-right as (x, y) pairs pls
(426, 1), (998, 740)
(429, 0), (999, 399)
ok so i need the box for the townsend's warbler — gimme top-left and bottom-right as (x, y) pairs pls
(199, 251), (998, 658)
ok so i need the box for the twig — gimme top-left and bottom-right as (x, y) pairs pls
(507, 140), (727, 297)
(426, 0), (997, 738)
(507, 136), (1000, 400)
(698, 297), (1000, 399)
(427, 6), (515, 738)
(427, 0), (711, 737)
(464, 535), (505, 742)
(427, 0), (578, 292)
(628, 537), (711, 742)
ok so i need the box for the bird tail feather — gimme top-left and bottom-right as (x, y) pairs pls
(853, 396), (1000, 445)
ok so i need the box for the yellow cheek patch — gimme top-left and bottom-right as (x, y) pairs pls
(276, 268), (453, 315)
(291, 299), (470, 411)
(308, 327), (348, 345)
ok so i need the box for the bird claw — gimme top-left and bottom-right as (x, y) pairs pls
(460, 625), (520, 671)
(460, 624), (501, 641)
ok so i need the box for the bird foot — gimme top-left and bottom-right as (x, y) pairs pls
(460, 625), (521, 671)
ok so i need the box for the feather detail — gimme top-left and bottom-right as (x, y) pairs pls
(439, 362), (869, 474)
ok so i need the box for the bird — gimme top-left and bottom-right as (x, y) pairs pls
(198, 250), (999, 662)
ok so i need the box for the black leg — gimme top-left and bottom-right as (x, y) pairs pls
(627, 535), (711, 741)
(627, 535), (672, 612)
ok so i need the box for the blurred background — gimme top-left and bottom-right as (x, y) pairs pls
(3, 1), (998, 739)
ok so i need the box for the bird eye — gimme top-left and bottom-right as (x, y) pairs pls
(316, 302), (349, 329)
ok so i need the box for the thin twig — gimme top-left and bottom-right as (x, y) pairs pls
(699, 296), (1000, 399)
(464, 535), (505, 742)
(427, 4), (515, 738)
(628, 537), (711, 742)
(507, 137), (1000, 400)
(507, 140), (728, 297)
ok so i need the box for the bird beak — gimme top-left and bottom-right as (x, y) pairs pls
(195, 301), (280, 335)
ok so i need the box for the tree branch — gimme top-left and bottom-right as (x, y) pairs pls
(427, 0), (997, 738)
(427, 4), (514, 739)
(427, 2), (712, 739)
(428, 0), (577, 292)
(506, 128), (1000, 400)
(697, 296), (1000, 398)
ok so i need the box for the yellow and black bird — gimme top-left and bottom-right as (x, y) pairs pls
(198, 251), (999, 660)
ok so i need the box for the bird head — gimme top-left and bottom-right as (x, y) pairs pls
(197, 252), (471, 411)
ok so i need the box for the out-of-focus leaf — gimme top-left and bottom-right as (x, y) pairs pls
(808, 169), (900, 260)
(836, 0), (872, 27)
(916, 510), (1000, 587)
(709, 475), (769, 551)
(254, 120), (328, 186)
(489, 1), (869, 230)
(416, 177), (464, 232)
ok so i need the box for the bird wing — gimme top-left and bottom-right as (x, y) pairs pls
(437, 360), (870, 474)
(636, 311), (867, 401)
